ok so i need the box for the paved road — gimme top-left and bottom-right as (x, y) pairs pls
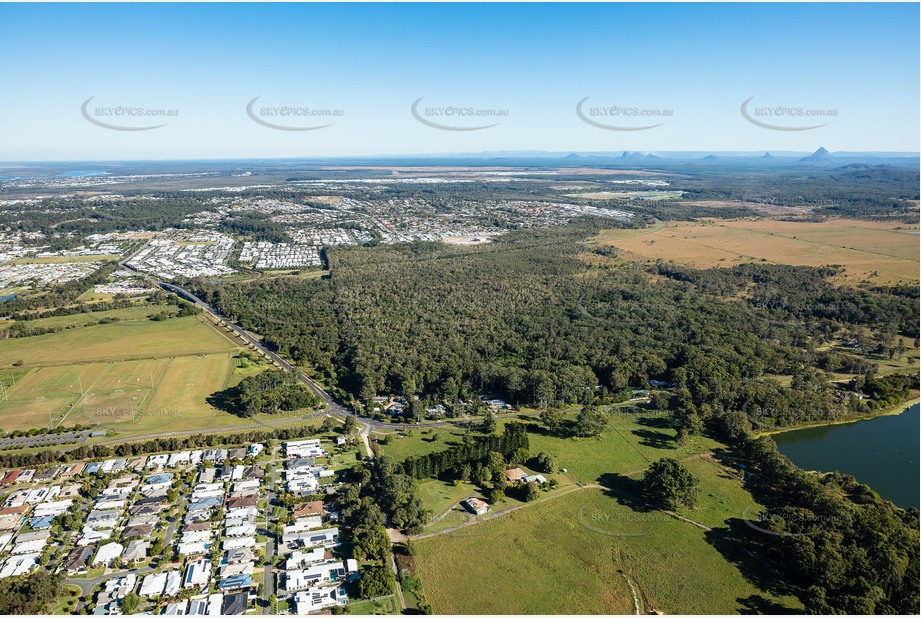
(131, 270), (539, 433)
(262, 447), (278, 614)
(359, 424), (407, 612)
(68, 481), (189, 610)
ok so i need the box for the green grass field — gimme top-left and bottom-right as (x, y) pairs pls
(0, 315), (236, 367)
(347, 596), (398, 615)
(0, 303), (167, 332)
(0, 311), (315, 437)
(525, 411), (722, 484)
(375, 426), (473, 462)
(413, 487), (800, 615)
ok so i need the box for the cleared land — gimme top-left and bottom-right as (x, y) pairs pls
(0, 304), (166, 332)
(567, 190), (682, 200)
(524, 410), (721, 484)
(0, 315), (236, 366)
(0, 310), (308, 437)
(413, 488), (800, 614)
(397, 410), (799, 613)
(597, 218), (919, 284)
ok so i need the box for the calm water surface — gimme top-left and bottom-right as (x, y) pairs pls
(773, 404), (919, 508)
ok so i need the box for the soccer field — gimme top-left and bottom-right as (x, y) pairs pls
(0, 314), (286, 436)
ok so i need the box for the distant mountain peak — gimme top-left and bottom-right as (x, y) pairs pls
(564, 153), (581, 159)
(761, 152), (774, 159)
(799, 147), (833, 163)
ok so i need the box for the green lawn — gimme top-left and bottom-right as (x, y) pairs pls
(347, 596), (398, 615)
(417, 478), (483, 515)
(374, 425), (473, 462)
(413, 488), (801, 615)
(671, 455), (763, 530)
(52, 584), (82, 614)
(0, 315), (237, 367)
(525, 411), (722, 484)
(0, 303), (171, 332)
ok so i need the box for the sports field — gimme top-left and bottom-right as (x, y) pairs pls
(0, 315), (236, 366)
(0, 311), (307, 437)
(596, 218), (919, 284)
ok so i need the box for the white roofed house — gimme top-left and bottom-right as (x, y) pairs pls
(163, 569), (183, 597)
(281, 517), (323, 543)
(284, 439), (325, 458)
(222, 536), (256, 550)
(139, 571), (167, 597)
(92, 542), (124, 567)
(184, 558), (212, 589)
(163, 599), (188, 616)
(0, 553), (39, 578)
(224, 523), (256, 538)
(285, 547), (329, 570)
(293, 585), (349, 613)
(146, 454), (169, 469)
(282, 526), (340, 552)
(282, 559), (358, 593)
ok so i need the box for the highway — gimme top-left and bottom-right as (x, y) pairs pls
(122, 257), (535, 433)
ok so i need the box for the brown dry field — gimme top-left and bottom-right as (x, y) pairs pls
(684, 199), (813, 216)
(597, 218), (919, 284)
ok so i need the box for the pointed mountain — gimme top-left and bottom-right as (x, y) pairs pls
(799, 147), (832, 163)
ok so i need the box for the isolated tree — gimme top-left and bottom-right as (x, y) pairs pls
(539, 406), (565, 433)
(535, 452), (558, 473)
(576, 404), (608, 437)
(481, 409), (497, 434)
(522, 481), (540, 502)
(643, 457), (698, 509)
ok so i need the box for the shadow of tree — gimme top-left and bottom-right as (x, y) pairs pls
(205, 386), (243, 416)
(737, 594), (802, 615)
(520, 419), (580, 439)
(596, 472), (655, 513)
(631, 427), (675, 450)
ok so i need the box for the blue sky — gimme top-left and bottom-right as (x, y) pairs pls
(0, 2), (917, 160)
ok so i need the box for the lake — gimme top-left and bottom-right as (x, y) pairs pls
(773, 403), (919, 508)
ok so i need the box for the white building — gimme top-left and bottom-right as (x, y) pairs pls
(184, 558), (212, 589)
(92, 542), (124, 567)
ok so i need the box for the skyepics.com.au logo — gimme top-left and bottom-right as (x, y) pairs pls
(740, 96), (837, 131)
(576, 97), (673, 131)
(246, 97), (343, 131)
(739, 297), (841, 328)
(740, 505), (845, 538)
(576, 504), (671, 537)
(739, 190), (837, 210)
(81, 404), (183, 425)
(81, 96), (178, 131)
(411, 97), (508, 131)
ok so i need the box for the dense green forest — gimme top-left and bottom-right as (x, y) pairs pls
(190, 221), (917, 430)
